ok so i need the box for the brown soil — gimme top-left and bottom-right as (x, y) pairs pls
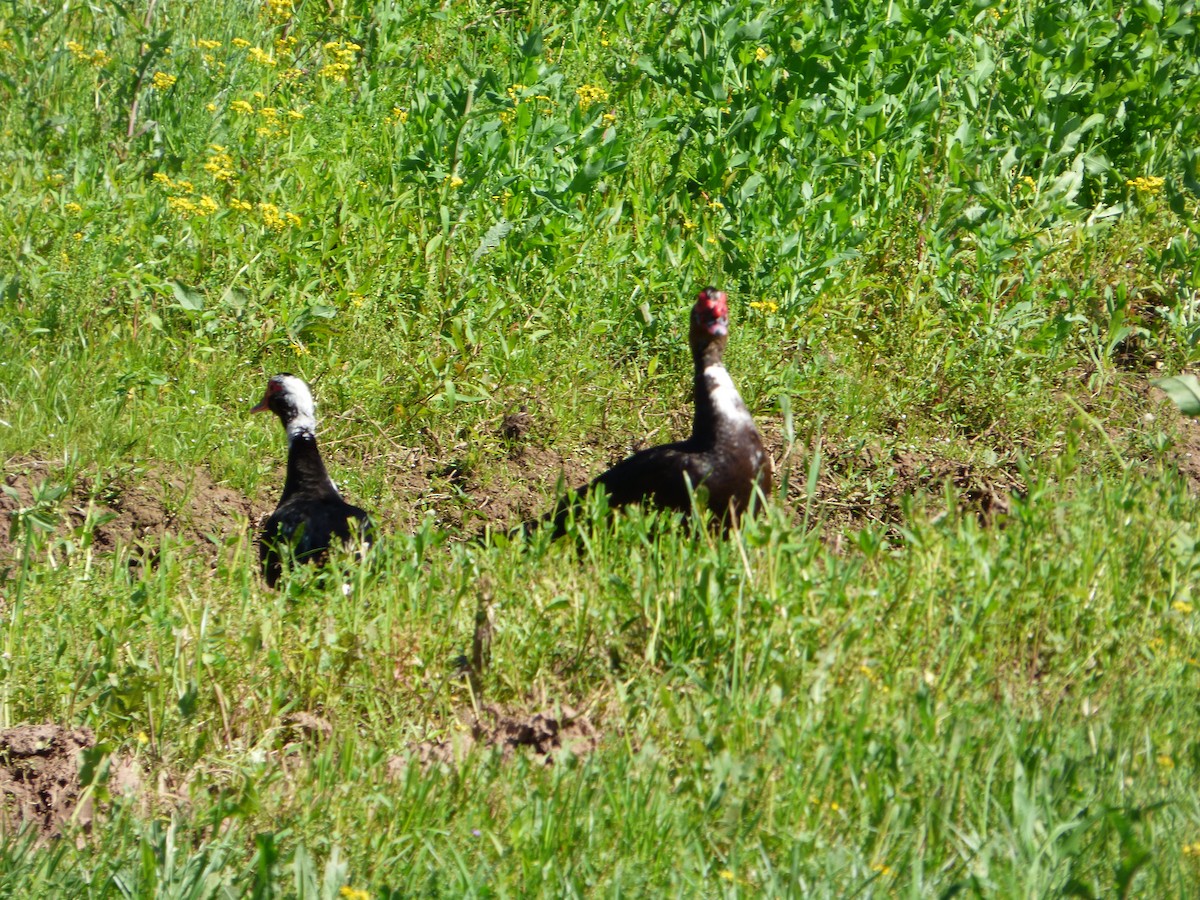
(390, 702), (602, 774)
(1, 458), (255, 563)
(0, 724), (96, 837)
(761, 423), (1025, 536)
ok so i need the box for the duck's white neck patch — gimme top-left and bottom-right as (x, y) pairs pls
(286, 413), (317, 443)
(704, 364), (754, 427)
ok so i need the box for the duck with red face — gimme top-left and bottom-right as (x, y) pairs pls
(530, 287), (772, 538)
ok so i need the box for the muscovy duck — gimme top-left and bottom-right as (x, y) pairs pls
(252, 374), (374, 586)
(531, 287), (772, 537)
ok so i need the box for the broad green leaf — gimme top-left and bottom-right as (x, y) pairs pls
(1153, 375), (1200, 417)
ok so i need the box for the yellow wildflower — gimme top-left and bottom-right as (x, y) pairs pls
(259, 202), (285, 230)
(281, 67), (303, 81)
(197, 195), (220, 216)
(248, 46), (276, 67)
(602, 112), (617, 125)
(231, 38), (251, 48)
(1158, 754), (1175, 769)
(196, 39), (221, 50)
(718, 871), (734, 882)
(206, 102), (217, 112)
(1184, 842), (1200, 857)
(0, 39), (13, 53)
(392, 107), (408, 123)
(231, 99), (254, 114)
(755, 47), (769, 62)
(168, 196), (198, 215)
(446, 175), (464, 188)
(285, 212), (302, 227)
(276, 35), (298, 54)
(73, 231), (83, 241)
(265, 0), (294, 23)
(259, 107), (279, 120)
(290, 341), (308, 355)
(1126, 175), (1165, 195)
(707, 199), (724, 210)
(1174, 600), (1194, 614)
(229, 198), (253, 211)
(872, 863), (894, 876)
(338, 887), (370, 900)
(175, 180), (195, 194)
(152, 172), (174, 187)
(64, 202), (82, 215)
(682, 218), (696, 231)
(288, 109), (305, 120)
(253, 90), (266, 100)
(750, 300), (779, 314)
(575, 83), (609, 110)
(152, 72), (177, 90)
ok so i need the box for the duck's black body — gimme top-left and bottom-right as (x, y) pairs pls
(253, 374), (374, 587)
(534, 288), (772, 538)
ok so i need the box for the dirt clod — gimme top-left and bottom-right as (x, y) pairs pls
(391, 703), (602, 775)
(0, 724), (95, 837)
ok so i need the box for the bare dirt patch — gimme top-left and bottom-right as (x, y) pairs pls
(390, 703), (603, 774)
(1, 458), (255, 563)
(0, 724), (95, 837)
(761, 425), (1025, 534)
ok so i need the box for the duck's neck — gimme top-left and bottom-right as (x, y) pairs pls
(690, 341), (753, 445)
(283, 429), (340, 499)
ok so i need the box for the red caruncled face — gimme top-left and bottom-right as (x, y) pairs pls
(695, 287), (728, 336)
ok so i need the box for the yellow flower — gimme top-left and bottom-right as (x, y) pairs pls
(602, 112), (617, 125)
(259, 107), (279, 120)
(231, 99), (254, 114)
(229, 198), (253, 211)
(338, 888), (370, 900)
(167, 196), (198, 215)
(446, 175), (464, 188)
(175, 180), (195, 194)
(285, 212), (302, 227)
(152, 72), (177, 90)
(276, 35), (298, 54)
(64, 202), (82, 215)
(206, 102), (217, 112)
(872, 863), (894, 876)
(73, 231), (83, 240)
(196, 39), (221, 50)
(707, 199), (724, 210)
(392, 107), (408, 123)
(1126, 175), (1165, 195)
(259, 202), (285, 230)
(152, 172), (174, 187)
(755, 47), (769, 62)
(231, 37), (251, 48)
(288, 109), (305, 120)
(197, 195), (219, 216)
(682, 218), (696, 231)
(1173, 600), (1194, 614)
(248, 46), (276, 67)
(576, 83), (609, 110)
(253, 90), (266, 100)
(265, 0), (294, 23)
(749, 300), (778, 314)
(718, 870), (734, 882)
(1157, 754), (1175, 769)
(136, 731), (150, 744)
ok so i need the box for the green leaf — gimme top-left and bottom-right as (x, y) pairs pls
(170, 280), (204, 311)
(1152, 375), (1200, 416)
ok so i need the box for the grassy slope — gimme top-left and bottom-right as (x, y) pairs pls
(2, 0), (1200, 894)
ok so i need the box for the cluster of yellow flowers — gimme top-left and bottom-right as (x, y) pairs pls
(320, 41), (360, 79)
(195, 38), (221, 50)
(444, 174), (464, 189)
(338, 886), (370, 900)
(749, 300), (779, 314)
(575, 83), (609, 111)
(275, 34), (297, 56)
(66, 40), (111, 67)
(755, 47), (769, 62)
(392, 107), (409, 123)
(64, 202), (83, 216)
(204, 145), (236, 183)
(248, 46), (277, 67)
(258, 202), (302, 230)
(151, 72), (177, 90)
(1183, 842), (1200, 857)
(263, 0), (294, 23)
(1127, 175), (1165, 195)
(153, 173), (219, 218)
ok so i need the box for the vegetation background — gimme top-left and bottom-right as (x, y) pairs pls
(2, 0), (1200, 894)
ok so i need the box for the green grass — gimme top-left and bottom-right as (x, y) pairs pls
(2, 0), (1200, 895)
